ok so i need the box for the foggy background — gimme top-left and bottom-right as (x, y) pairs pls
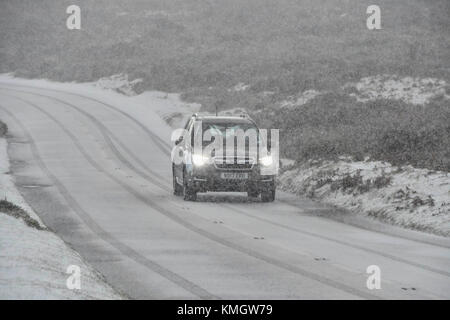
(1, 0), (449, 170)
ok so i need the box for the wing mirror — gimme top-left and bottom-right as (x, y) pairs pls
(175, 135), (184, 145)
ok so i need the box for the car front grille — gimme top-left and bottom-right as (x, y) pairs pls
(214, 157), (255, 170)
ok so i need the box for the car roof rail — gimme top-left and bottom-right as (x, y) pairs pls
(239, 113), (255, 121)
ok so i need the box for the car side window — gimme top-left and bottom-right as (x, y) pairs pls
(186, 120), (195, 148)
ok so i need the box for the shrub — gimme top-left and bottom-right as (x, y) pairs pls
(328, 172), (393, 194)
(373, 175), (392, 189)
(330, 172), (363, 192)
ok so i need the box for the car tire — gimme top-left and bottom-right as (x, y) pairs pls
(183, 169), (197, 201)
(173, 166), (183, 196)
(261, 185), (275, 202)
(247, 189), (259, 198)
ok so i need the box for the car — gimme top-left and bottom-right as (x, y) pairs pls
(172, 114), (277, 202)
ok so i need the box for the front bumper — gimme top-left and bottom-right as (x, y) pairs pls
(185, 163), (275, 193)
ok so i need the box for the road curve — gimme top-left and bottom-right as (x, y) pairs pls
(0, 83), (449, 299)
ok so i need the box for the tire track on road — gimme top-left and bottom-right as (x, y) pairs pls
(221, 203), (450, 277)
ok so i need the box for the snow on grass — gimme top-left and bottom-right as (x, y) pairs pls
(279, 159), (450, 237)
(218, 107), (249, 117)
(280, 89), (322, 108)
(0, 135), (122, 299)
(93, 74), (142, 96)
(280, 158), (295, 168)
(344, 74), (450, 105)
(228, 82), (250, 92)
(132, 91), (200, 129)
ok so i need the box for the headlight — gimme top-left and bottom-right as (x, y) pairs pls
(192, 154), (209, 166)
(260, 155), (273, 166)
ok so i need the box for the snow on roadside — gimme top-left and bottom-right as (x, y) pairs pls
(132, 91), (200, 129)
(76, 73), (201, 128)
(344, 74), (450, 105)
(0, 214), (123, 299)
(279, 159), (450, 237)
(0, 139), (43, 227)
(0, 73), (201, 135)
(0, 73), (198, 137)
(93, 74), (142, 96)
(0, 133), (123, 299)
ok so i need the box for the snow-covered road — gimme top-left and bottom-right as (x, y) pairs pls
(0, 80), (449, 299)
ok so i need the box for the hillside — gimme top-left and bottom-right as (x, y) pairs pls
(1, 0), (449, 170)
(1, 0), (449, 92)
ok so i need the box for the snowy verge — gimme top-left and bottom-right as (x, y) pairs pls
(343, 74), (450, 105)
(0, 73), (177, 145)
(0, 135), (123, 299)
(92, 74), (200, 128)
(0, 214), (123, 299)
(93, 74), (143, 96)
(0, 138), (43, 226)
(0, 73), (201, 130)
(279, 159), (450, 237)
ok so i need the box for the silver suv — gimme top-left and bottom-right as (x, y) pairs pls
(172, 114), (277, 202)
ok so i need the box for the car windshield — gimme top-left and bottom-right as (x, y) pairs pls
(202, 122), (257, 137)
(192, 121), (266, 153)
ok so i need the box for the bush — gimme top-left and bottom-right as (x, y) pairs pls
(330, 172), (363, 192)
(373, 175), (392, 189)
(328, 172), (393, 194)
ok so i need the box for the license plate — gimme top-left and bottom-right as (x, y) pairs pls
(220, 172), (249, 180)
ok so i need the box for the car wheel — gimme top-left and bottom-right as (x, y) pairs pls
(261, 185), (275, 202)
(183, 169), (197, 201)
(173, 166), (183, 196)
(247, 189), (259, 198)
